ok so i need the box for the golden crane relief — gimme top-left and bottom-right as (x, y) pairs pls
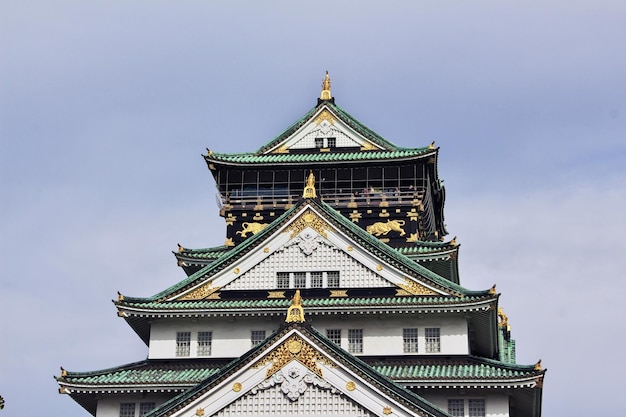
(320, 71), (332, 100)
(236, 222), (269, 238)
(302, 170), (317, 198)
(286, 290), (305, 323)
(366, 219), (406, 237)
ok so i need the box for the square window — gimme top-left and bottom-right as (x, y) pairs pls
(176, 332), (191, 357)
(327, 137), (336, 148)
(403, 328), (419, 353)
(425, 327), (440, 353)
(326, 329), (341, 345)
(447, 399), (464, 417)
(251, 330), (266, 347)
(294, 272), (306, 288)
(315, 138), (324, 148)
(311, 272), (323, 288)
(139, 402), (155, 417)
(327, 271), (340, 288)
(197, 331), (212, 356)
(348, 329), (363, 354)
(119, 403), (135, 417)
(469, 399), (485, 417)
(277, 272), (290, 289)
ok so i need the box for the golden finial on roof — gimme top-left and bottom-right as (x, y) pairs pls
(302, 170), (317, 198)
(286, 289), (305, 323)
(429, 141), (435, 150)
(320, 71), (332, 100)
(450, 236), (457, 246)
(497, 307), (509, 329)
(534, 359), (542, 371)
(177, 243), (184, 253)
(117, 291), (124, 301)
(489, 284), (497, 295)
(60, 366), (67, 377)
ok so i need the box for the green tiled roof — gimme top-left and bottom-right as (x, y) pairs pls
(205, 148), (434, 165)
(175, 245), (230, 260)
(58, 356), (540, 389)
(254, 101), (402, 155)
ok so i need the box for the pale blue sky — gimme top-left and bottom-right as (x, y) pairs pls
(1, 1), (625, 416)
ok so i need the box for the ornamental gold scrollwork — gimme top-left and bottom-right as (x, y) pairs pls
(397, 278), (438, 296)
(285, 209), (329, 239)
(177, 282), (220, 300)
(253, 334), (333, 379)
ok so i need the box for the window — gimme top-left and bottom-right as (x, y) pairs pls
(197, 331), (212, 356)
(327, 137), (336, 147)
(326, 329), (341, 345)
(425, 327), (440, 353)
(447, 399), (464, 417)
(176, 332), (191, 357)
(348, 329), (363, 353)
(294, 272), (306, 288)
(119, 403), (135, 417)
(315, 137), (324, 148)
(403, 328), (419, 353)
(311, 272), (323, 288)
(139, 402), (156, 417)
(277, 272), (290, 289)
(251, 330), (266, 347)
(469, 399), (485, 417)
(327, 271), (340, 288)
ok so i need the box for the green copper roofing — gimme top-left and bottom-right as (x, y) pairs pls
(255, 101), (403, 155)
(205, 147), (434, 165)
(119, 198), (489, 305)
(175, 245), (230, 260)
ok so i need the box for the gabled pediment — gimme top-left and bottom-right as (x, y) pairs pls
(145, 324), (448, 417)
(170, 202), (458, 302)
(262, 105), (385, 154)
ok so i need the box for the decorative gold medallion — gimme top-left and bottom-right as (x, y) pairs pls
(376, 264), (383, 271)
(232, 382), (242, 392)
(347, 245), (353, 251)
(233, 268), (240, 274)
(263, 247), (270, 253)
(383, 406), (392, 415)
(195, 408), (205, 416)
(346, 381), (356, 391)
(288, 339), (303, 354)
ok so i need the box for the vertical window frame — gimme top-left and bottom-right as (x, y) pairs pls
(197, 331), (213, 356)
(403, 328), (419, 353)
(425, 327), (441, 353)
(176, 331), (191, 357)
(348, 329), (363, 354)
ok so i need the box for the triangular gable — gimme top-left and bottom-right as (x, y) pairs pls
(170, 202), (456, 302)
(144, 324), (451, 417)
(261, 104), (388, 154)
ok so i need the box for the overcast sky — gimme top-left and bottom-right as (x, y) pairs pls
(1, 1), (625, 416)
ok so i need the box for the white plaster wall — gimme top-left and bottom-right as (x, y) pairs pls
(149, 314), (468, 359)
(421, 392), (509, 417)
(95, 394), (170, 417)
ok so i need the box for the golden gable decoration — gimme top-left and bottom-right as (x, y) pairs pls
(178, 282), (220, 300)
(253, 334), (333, 379)
(397, 277), (438, 296)
(285, 208), (329, 239)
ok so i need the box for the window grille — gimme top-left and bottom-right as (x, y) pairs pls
(277, 272), (289, 289)
(311, 271), (323, 288)
(315, 138), (324, 148)
(294, 272), (306, 288)
(176, 332), (191, 357)
(327, 271), (340, 288)
(469, 399), (485, 417)
(348, 329), (363, 353)
(425, 327), (440, 353)
(251, 330), (266, 347)
(447, 399), (464, 417)
(139, 402), (155, 417)
(326, 329), (341, 345)
(119, 403), (135, 417)
(403, 328), (419, 353)
(197, 331), (212, 356)
(327, 137), (336, 147)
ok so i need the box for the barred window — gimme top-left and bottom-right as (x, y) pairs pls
(139, 402), (155, 417)
(469, 399), (485, 417)
(251, 330), (266, 347)
(327, 137), (336, 147)
(326, 329), (341, 345)
(294, 272), (306, 288)
(447, 399), (464, 417)
(348, 329), (363, 354)
(403, 328), (419, 353)
(176, 332), (191, 357)
(315, 137), (324, 148)
(119, 403), (135, 417)
(311, 272), (323, 288)
(327, 271), (340, 288)
(425, 327), (441, 353)
(277, 272), (290, 289)
(197, 331), (212, 356)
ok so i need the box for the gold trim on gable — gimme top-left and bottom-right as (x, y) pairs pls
(397, 278), (438, 296)
(178, 283), (220, 300)
(314, 109), (336, 125)
(285, 208), (329, 239)
(253, 334), (333, 379)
